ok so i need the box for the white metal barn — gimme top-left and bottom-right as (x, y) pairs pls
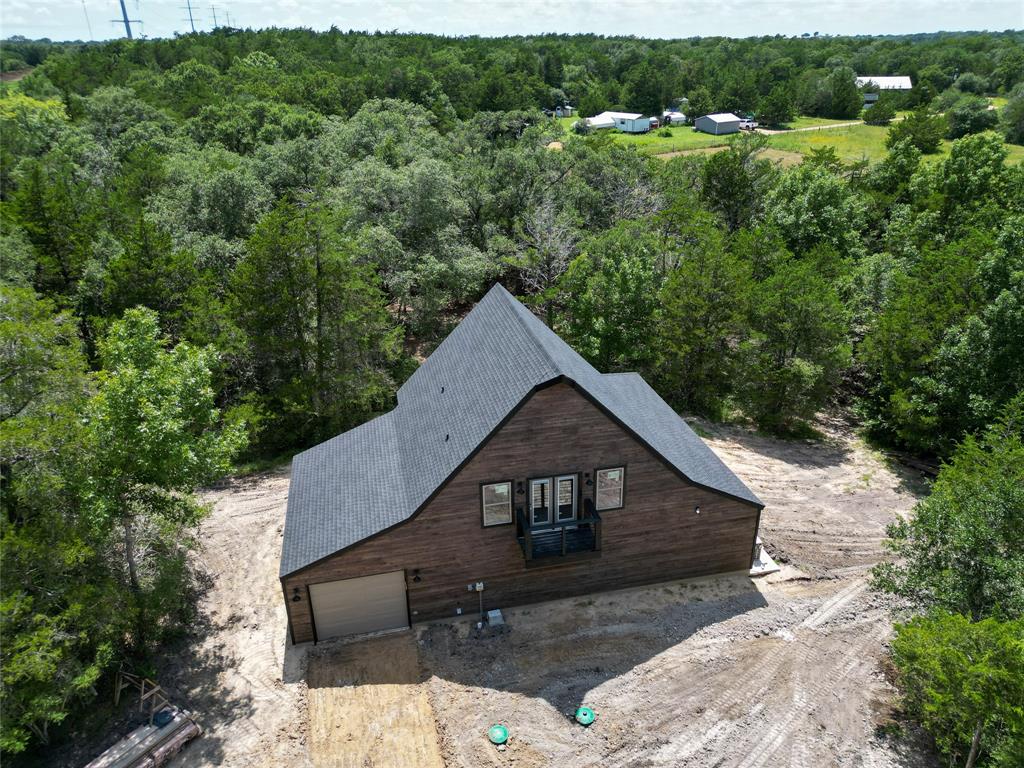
(694, 113), (742, 135)
(856, 76), (913, 105)
(663, 110), (687, 125)
(855, 76), (913, 90)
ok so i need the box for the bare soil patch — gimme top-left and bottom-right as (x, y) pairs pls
(162, 469), (311, 768)
(306, 633), (444, 768)
(68, 416), (927, 768)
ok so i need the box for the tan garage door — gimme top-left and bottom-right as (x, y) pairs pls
(309, 570), (408, 641)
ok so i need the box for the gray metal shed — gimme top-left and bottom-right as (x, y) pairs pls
(694, 113), (742, 135)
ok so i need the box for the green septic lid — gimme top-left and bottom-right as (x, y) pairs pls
(575, 706), (596, 726)
(488, 724), (509, 745)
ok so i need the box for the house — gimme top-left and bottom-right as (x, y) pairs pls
(694, 113), (742, 135)
(280, 284), (764, 644)
(583, 111), (647, 131)
(662, 110), (687, 125)
(555, 105), (575, 117)
(855, 75), (912, 105)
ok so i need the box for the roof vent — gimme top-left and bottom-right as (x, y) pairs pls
(441, 386), (445, 393)
(445, 433), (450, 442)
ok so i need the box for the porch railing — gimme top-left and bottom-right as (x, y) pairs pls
(515, 498), (602, 563)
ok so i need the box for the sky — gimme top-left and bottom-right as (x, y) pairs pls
(1, 0), (1021, 42)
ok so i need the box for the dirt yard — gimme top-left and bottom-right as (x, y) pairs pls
(145, 416), (928, 768)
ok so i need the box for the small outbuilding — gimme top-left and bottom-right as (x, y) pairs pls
(662, 110), (687, 125)
(694, 113), (742, 135)
(584, 111), (647, 132)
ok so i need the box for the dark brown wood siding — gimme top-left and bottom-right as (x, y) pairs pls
(283, 382), (759, 643)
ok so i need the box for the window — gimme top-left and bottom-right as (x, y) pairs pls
(481, 482), (512, 526)
(595, 467), (625, 510)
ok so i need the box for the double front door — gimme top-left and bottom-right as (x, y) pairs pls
(529, 474), (578, 529)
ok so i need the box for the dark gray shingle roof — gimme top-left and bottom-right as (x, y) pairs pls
(281, 283), (762, 577)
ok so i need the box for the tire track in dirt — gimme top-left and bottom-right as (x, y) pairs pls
(601, 579), (873, 767)
(731, 620), (890, 768)
(799, 579), (867, 630)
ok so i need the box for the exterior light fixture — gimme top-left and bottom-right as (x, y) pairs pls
(585, 472), (593, 487)
(412, 569), (422, 583)
(695, 506), (701, 516)
(291, 587), (301, 602)
(516, 481), (525, 495)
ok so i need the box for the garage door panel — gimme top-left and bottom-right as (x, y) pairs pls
(309, 570), (408, 640)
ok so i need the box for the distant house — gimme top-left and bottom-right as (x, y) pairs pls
(584, 111), (649, 132)
(694, 113), (742, 135)
(662, 110), (687, 125)
(555, 105), (575, 117)
(855, 76), (913, 105)
(280, 284), (763, 643)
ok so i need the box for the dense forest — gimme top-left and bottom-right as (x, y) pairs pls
(1, 28), (1023, 766)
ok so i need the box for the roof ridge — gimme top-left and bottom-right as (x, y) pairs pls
(493, 284), (561, 378)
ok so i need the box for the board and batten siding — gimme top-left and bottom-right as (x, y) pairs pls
(283, 382), (759, 643)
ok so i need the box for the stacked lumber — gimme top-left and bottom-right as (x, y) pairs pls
(84, 707), (201, 768)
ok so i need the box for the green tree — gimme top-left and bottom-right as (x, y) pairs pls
(557, 220), (661, 372)
(686, 86), (715, 120)
(757, 85), (795, 127)
(700, 133), (775, 232)
(998, 83), (1024, 145)
(653, 210), (753, 415)
(765, 163), (866, 258)
(737, 257), (850, 432)
(0, 287), (104, 754)
(891, 612), (1024, 768)
(233, 201), (404, 447)
(872, 399), (1024, 620)
(886, 107), (947, 154)
(827, 66), (862, 119)
(86, 308), (246, 649)
(863, 94), (897, 125)
(947, 95), (999, 139)
(623, 61), (664, 116)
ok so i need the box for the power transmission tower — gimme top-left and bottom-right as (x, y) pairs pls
(112, 0), (141, 39)
(210, 4), (218, 28)
(181, 0), (198, 33)
(81, 0), (94, 40)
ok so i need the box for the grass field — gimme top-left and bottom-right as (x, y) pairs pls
(777, 115), (857, 130)
(659, 145), (805, 167)
(554, 115), (1024, 166)
(767, 123), (892, 162)
(611, 126), (732, 154)
(767, 122), (1024, 165)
